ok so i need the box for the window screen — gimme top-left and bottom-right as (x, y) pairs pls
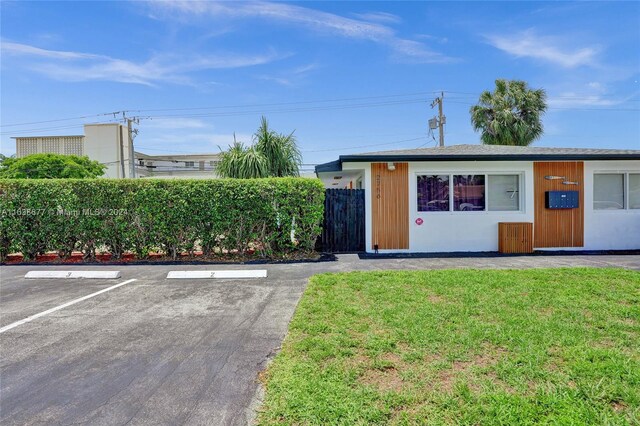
(488, 175), (520, 211)
(594, 174), (624, 210)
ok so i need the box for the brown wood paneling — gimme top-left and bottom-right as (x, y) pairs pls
(498, 222), (533, 253)
(371, 162), (409, 249)
(533, 162), (584, 248)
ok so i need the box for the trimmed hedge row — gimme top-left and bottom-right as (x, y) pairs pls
(0, 178), (325, 261)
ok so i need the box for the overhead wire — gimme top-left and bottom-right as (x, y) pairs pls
(3, 89), (638, 129)
(301, 136), (427, 153)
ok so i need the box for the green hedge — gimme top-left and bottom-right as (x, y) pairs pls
(0, 178), (325, 261)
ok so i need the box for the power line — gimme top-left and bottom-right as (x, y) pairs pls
(3, 89), (638, 131)
(1, 98), (428, 135)
(301, 136), (427, 153)
(444, 100), (640, 111)
(0, 91), (439, 129)
(140, 98), (427, 120)
(0, 120), (120, 136)
(128, 91), (441, 113)
(0, 112), (119, 128)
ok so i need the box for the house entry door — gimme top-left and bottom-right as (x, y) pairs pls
(371, 162), (409, 250)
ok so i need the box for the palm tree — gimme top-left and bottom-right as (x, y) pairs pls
(217, 117), (302, 178)
(470, 79), (547, 146)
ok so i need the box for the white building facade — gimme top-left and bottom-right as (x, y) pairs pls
(316, 145), (640, 253)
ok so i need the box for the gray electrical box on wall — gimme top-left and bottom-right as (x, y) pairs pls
(545, 191), (579, 209)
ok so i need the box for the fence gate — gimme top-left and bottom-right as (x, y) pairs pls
(322, 189), (365, 253)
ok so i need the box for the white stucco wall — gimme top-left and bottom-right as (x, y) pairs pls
(349, 159), (639, 253)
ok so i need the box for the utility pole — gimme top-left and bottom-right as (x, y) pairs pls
(430, 92), (446, 147)
(126, 117), (139, 178)
(112, 111), (140, 178)
(118, 124), (126, 178)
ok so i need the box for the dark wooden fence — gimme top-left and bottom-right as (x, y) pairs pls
(321, 189), (365, 253)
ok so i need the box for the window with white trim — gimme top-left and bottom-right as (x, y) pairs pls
(488, 175), (520, 211)
(417, 175), (450, 211)
(453, 175), (485, 211)
(594, 173), (640, 210)
(417, 173), (521, 212)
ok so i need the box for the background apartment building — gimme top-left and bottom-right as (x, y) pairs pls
(13, 124), (220, 179)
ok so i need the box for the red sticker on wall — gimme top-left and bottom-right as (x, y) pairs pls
(415, 218), (424, 225)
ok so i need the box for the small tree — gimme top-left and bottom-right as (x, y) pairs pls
(0, 153), (106, 179)
(470, 79), (547, 146)
(217, 117), (302, 179)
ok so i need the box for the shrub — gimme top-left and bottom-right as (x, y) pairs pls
(0, 153), (106, 178)
(0, 178), (324, 261)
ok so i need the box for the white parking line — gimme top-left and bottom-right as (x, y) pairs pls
(0, 279), (137, 334)
(25, 271), (121, 279)
(167, 270), (267, 279)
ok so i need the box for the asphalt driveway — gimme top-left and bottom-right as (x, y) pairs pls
(1, 254), (639, 425)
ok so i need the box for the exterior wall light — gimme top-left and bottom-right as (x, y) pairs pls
(387, 162), (396, 171)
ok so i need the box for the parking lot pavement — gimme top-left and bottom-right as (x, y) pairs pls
(0, 265), (316, 426)
(1, 254), (638, 425)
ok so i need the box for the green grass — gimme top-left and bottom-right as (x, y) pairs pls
(257, 268), (640, 425)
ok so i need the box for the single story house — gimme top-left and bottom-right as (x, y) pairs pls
(315, 144), (640, 254)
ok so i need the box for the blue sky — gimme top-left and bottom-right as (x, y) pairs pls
(1, 1), (639, 168)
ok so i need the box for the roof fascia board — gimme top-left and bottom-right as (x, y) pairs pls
(339, 154), (640, 162)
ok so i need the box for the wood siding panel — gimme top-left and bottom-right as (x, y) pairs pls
(533, 162), (584, 248)
(498, 222), (533, 253)
(372, 162), (409, 249)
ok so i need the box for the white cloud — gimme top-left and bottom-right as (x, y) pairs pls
(257, 75), (294, 87)
(1, 41), (101, 60)
(1, 40), (285, 86)
(485, 29), (600, 68)
(353, 11), (402, 25)
(292, 63), (319, 74)
(257, 62), (320, 87)
(547, 82), (638, 108)
(414, 33), (448, 44)
(549, 94), (617, 107)
(548, 92), (628, 108)
(147, 1), (454, 64)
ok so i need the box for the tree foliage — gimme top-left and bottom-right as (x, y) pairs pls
(0, 153), (106, 179)
(470, 79), (547, 146)
(217, 117), (302, 178)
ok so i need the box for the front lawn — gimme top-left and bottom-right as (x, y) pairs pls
(258, 268), (640, 425)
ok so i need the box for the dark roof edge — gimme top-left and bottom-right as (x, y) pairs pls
(339, 153), (640, 162)
(314, 159), (342, 174)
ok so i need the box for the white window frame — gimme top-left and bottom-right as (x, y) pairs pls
(593, 172), (640, 211)
(414, 171), (524, 214)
